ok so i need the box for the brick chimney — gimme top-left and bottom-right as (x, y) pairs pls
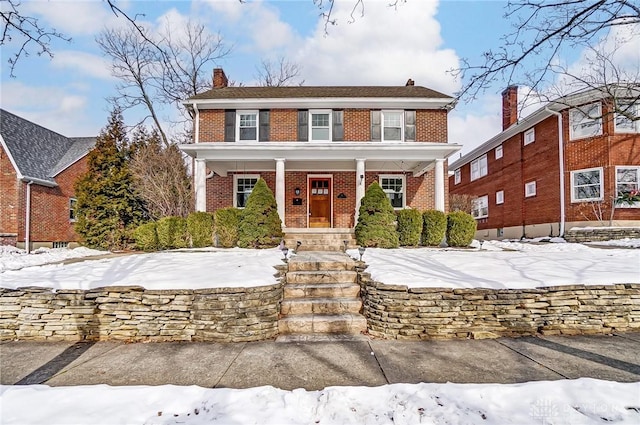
(213, 68), (228, 88)
(405, 78), (415, 86)
(502, 85), (518, 130)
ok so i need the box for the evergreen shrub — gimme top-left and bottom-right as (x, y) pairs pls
(237, 179), (284, 248)
(214, 208), (241, 248)
(156, 216), (189, 249)
(446, 211), (477, 247)
(422, 210), (447, 246)
(355, 182), (399, 248)
(187, 212), (214, 248)
(133, 222), (158, 251)
(397, 208), (422, 246)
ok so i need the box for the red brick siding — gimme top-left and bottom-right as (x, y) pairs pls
(344, 109), (370, 141)
(198, 109), (225, 142)
(0, 144), (19, 244)
(417, 110), (448, 142)
(270, 109), (297, 141)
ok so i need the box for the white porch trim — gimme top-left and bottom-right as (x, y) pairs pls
(435, 159), (445, 212)
(275, 158), (286, 228)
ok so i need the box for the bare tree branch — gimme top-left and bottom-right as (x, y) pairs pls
(255, 57), (304, 87)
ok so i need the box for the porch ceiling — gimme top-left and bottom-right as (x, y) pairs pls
(179, 142), (461, 177)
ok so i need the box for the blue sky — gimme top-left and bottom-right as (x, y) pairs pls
(0, 0), (634, 155)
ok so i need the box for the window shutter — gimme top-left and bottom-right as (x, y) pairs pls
(332, 110), (344, 141)
(405, 110), (416, 142)
(259, 110), (270, 141)
(371, 110), (381, 141)
(224, 110), (236, 142)
(297, 110), (308, 141)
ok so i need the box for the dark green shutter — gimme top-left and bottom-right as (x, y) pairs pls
(371, 110), (381, 141)
(405, 110), (416, 142)
(224, 110), (236, 142)
(332, 110), (344, 141)
(259, 110), (270, 141)
(298, 110), (308, 141)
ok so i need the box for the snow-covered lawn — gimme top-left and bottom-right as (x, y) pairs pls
(1, 379), (638, 425)
(1, 240), (639, 290)
(0, 245), (105, 273)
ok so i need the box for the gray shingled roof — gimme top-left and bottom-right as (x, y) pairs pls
(189, 85), (452, 101)
(0, 109), (96, 185)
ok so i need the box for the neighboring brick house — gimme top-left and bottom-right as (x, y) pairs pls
(0, 109), (95, 250)
(449, 85), (640, 240)
(179, 68), (461, 237)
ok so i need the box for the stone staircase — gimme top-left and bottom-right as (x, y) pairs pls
(283, 229), (357, 252)
(278, 251), (367, 340)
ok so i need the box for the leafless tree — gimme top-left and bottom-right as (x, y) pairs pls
(255, 57), (304, 87)
(449, 194), (476, 214)
(311, 0), (406, 33)
(1, 0), (71, 77)
(453, 0), (640, 114)
(130, 127), (193, 219)
(97, 19), (230, 146)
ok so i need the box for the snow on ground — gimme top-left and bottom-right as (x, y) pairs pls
(1, 379), (638, 425)
(587, 238), (640, 248)
(0, 246), (106, 273)
(0, 248), (283, 290)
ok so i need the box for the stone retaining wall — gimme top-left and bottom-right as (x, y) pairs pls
(0, 284), (282, 342)
(565, 227), (640, 243)
(360, 273), (640, 340)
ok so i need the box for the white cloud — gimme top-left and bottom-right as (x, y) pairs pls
(448, 94), (502, 158)
(22, 0), (121, 35)
(203, 0), (244, 22)
(51, 51), (115, 80)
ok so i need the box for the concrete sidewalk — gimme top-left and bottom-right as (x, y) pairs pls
(1, 333), (639, 390)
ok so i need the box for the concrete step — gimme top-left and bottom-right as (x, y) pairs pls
(297, 244), (349, 252)
(289, 252), (357, 272)
(284, 283), (360, 299)
(275, 333), (369, 342)
(281, 297), (362, 315)
(287, 270), (358, 284)
(278, 314), (367, 335)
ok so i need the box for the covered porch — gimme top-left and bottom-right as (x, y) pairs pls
(179, 142), (462, 229)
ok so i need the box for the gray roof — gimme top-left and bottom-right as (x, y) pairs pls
(0, 109), (96, 185)
(189, 85), (452, 101)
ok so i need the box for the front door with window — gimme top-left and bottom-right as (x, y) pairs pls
(309, 178), (331, 228)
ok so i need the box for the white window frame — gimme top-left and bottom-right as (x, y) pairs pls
(233, 174), (260, 208)
(236, 110), (259, 142)
(570, 167), (603, 202)
(470, 154), (488, 181)
(614, 100), (639, 133)
(569, 102), (602, 140)
(524, 128), (535, 145)
(495, 190), (504, 205)
(309, 109), (332, 142)
(525, 181), (536, 197)
(616, 166), (640, 207)
(379, 174), (406, 209)
(381, 110), (404, 142)
(495, 145), (503, 159)
(454, 169), (461, 185)
(69, 198), (77, 222)
(472, 195), (489, 219)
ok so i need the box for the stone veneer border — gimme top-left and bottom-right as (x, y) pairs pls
(564, 227), (640, 243)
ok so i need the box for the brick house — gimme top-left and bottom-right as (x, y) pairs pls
(0, 109), (95, 250)
(449, 85), (640, 240)
(179, 68), (461, 243)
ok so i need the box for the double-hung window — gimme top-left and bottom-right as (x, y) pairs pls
(569, 102), (602, 140)
(454, 169), (461, 185)
(472, 195), (488, 219)
(615, 100), (639, 133)
(69, 198), (77, 222)
(234, 175), (260, 208)
(310, 110), (331, 141)
(571, 167), (603, 202)
(382, 111), (403, 141)
(495, 145), (503, 159)
(470, 154), (488, 181)
(237, 111), (258, 142)
(616, 166), (640, 206)
(524, 128), (535, 145)
(380, 175), (405, 209)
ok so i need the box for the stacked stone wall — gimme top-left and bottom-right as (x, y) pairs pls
(565, 227), (640, 243)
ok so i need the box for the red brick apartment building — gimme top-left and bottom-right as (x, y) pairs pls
(179, 68), (461, 238)
(0, 109), (95, 250)
(449, 85), (640, 240)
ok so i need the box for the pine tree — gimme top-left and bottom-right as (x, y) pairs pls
(74, 109), (145, 250)
(237, 179), (283, 248)
(355, 182), (399, 248)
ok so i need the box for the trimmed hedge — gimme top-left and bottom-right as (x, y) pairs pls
(397, 209), (422, 246)
(355, 182), (399, 248)
(187, 212), (214, 248)
(237, 179), (284, 248)
(446, 211), (477, 247)
(133, 222), (158, 251)
(156, 216), (189, 249)
(422, 210), (447, 246)
(214, 208), (241, 248)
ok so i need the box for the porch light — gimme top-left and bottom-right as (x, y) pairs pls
(360, 174), (365, 184)
(294, 187), (301, 196)
(282, 247), (289, 262)
(358, 246), (366, 261)
(295, 241), (302, 253)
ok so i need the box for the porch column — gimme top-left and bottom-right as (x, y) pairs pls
(435, 158), (445, 212)
(355, 159), (366, 223)
(275, 158), (286, 228)
(195, 158), (207, 212)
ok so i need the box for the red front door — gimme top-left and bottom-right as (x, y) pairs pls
(309, 178), (331, 228)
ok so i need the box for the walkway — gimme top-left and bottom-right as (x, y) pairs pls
(2, 333), (638, 390)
